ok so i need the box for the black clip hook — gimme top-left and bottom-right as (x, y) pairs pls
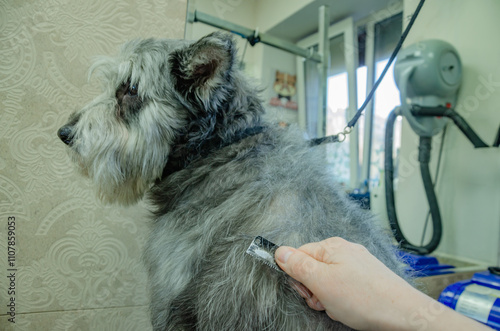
(247, 31), (260, 46)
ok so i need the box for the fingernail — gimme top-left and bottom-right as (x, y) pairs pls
(296, 284), (312, 299)
(276, 247), (293, 263)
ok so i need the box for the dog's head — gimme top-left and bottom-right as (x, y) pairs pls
(58, 32), (260, 204)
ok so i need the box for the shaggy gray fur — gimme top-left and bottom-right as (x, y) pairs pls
(58, 32), (409, 330)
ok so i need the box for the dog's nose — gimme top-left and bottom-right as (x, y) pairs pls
(58, 125), (74, 145)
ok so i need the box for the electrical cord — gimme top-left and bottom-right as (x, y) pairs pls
(385, 108), (442, 255)
(420, 124), (447, 246)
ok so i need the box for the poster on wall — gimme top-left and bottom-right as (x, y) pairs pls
(269, 70), (298, 112)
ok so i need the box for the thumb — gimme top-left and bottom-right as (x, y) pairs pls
(275, 246), (323, 286)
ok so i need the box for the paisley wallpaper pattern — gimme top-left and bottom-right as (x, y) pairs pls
(0, 0), (187, 329)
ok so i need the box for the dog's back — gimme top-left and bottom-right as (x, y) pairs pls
(146, 126), (406, 331)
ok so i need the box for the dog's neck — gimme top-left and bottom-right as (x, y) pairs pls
(160, 72), (266, 180)
(160, 124), (266, 180)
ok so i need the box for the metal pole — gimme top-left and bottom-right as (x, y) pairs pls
(361, 21), (375, 190)
(344, 19), (359, 189)
(317, 5), (329, 137)
(189, 10), (322, 63)
(296, 57), (307, 132)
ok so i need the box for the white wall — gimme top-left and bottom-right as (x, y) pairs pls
(0, 1), (187, 328)
(255, 0), (314, 32)
(397, 0), (500, 265)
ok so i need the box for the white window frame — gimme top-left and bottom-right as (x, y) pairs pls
(296, 17), (360, 189)
(296, 3), (403, 190)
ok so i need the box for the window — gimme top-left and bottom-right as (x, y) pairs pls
(301, 12), (403, 190)
(370, 59), (402, 188)
(325, 67), (367, 186)
(298, 7), (402, 189)
(324, 59), (401, 187)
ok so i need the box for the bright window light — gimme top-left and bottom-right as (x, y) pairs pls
(325, 59), (401, 187)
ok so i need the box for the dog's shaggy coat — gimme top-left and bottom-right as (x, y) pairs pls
(58, 32), (408, 330)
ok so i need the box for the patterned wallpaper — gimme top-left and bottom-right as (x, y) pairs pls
(0, 0), (187, 329)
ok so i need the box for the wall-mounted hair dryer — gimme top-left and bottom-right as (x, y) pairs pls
(385, 39), (496, 255)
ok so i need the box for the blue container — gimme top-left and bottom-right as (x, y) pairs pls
(398, 251), (455, 277)
(438, 270), (500, 330)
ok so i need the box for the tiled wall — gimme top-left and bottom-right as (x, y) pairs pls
(0, 1), (187, 329)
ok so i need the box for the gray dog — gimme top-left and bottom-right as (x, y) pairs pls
(58, 32), (409, 330)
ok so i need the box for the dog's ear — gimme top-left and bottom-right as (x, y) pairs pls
(170, 32), (236, 99)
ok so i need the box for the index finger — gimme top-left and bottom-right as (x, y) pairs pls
(297, 237), (348, 264)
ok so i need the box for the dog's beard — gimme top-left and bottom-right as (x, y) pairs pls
(67, 101), (176, 205)
(70, 145), (168, 205)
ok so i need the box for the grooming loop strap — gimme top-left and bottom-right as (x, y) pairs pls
(336, 126), (352, 142)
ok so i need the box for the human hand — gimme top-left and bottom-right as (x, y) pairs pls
(275, 237), (419, 330)
(275, 237), (492, 331)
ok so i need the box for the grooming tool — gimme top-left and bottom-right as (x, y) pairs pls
(246, 236), (283, 273)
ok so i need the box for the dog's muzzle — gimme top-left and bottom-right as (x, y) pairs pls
(57, 125), (74, 146)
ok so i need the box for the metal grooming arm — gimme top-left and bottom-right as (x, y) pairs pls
(187, 10), (323, 63)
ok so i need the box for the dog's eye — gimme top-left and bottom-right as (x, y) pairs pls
(127, 83), (138, 96)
